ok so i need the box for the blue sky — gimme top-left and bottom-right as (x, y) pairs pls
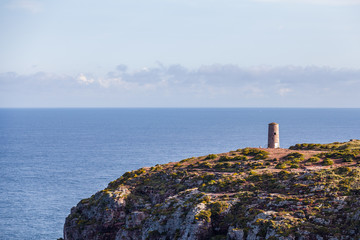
(0, 0), (360, 107)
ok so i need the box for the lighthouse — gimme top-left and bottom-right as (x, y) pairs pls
(268, 122), (280, 148)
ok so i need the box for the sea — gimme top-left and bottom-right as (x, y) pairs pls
(0, 108), (360, 239)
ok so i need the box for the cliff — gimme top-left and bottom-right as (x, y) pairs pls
(64, 140), (360, 240)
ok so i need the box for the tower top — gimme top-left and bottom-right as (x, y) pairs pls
(269, 122), (278, 125)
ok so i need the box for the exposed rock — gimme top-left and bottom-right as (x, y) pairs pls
(227, 227), (244, 240)
(64, 142), (360, 239)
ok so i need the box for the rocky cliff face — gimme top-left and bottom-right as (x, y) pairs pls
(64, 142), (360, 240)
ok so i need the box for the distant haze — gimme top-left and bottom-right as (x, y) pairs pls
(0, 0), (359, 107)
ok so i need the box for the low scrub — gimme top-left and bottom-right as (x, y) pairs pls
(239, 148), (269, 160)
(323, 158), (334, 166)
(206, 154), (219, 160)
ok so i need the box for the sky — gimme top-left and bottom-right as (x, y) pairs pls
(0, 0), (360, 107)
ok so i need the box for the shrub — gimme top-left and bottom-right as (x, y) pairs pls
(290, 141), (360, 151)
(307, 157), (320, 163)
(180, 157), (193, 163)
(208, 180), (217, 185)
(290, 164), (299, 169)
(205, 154), (218, 160)
(249, 170), (259, 176)
(323, 158), (334, 166)
(195, 210), (211, 222)
(285, 152), (304, 159)
(198, 162), (212, 169)
(210, 201), (229, 216)
(200, 173), (216, 182)
(278, 170), (292, 180)
(201, 195), (211, 203)
(284, 160), (292, 165)
(218, 155), (248, 162)
(233, 155), (248, 161)
(343, 155), (355, 162)
(275, 163), (287, 169)
(284, 152), (304, 163)
(289, 143), (322, 150)
(214, 162), (232, 169)
(150, 165), (163, 172)
(187, 164), (194, 169)
(218, 156), (232, 162)
(242, 148), (269, 157)
(289, 143), (333, 150)
(335, 166), (351, 175)
(253, 152), (269, 160)
(316, 150), (359, 161)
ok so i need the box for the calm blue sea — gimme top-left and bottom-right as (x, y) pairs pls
(1, 108), (360, 239)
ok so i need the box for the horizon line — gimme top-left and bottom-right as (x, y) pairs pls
(1, 107), (360, 110)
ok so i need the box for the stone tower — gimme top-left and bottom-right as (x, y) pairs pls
(268, 122), (280, 148)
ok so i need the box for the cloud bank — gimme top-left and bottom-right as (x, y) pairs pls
(1, 65), (360, 108)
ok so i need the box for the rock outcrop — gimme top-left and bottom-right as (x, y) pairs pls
(64, 141), (360, 240)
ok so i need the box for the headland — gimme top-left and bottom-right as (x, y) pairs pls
(63, 140), (360, 240)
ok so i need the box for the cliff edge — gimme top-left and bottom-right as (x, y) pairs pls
(64, 140), (360, 240)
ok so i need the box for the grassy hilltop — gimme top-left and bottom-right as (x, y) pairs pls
(64, 140), (360, 240)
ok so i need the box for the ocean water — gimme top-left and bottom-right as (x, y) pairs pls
(0, 108), (360, 239)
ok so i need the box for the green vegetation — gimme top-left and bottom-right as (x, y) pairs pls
(218, 155), (247, 162)
(67, 140), (360, 240)
(283, 152), (304, 161)
(198, 162), (212, 169)
(289, 140), (360, 151)
(239, 148), (269, 160)
(180, 157), (195, 163)
(275, 163), (287, 169)
(205, 154), (218, 160)
(214, 162), (232, 170)
(232, 155), (248, 161)
(322, 158), (334, 166)
(307, 157), (320, 163)
(210, 201), (229, 216)
(316, 150), (358, 162)
(195, 210), (212, 222)
(218, 156), (232, 162)
(290, 163), (299, 168)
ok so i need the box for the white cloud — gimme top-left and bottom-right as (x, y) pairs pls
(2, 65), (360, 107)
(252, 0), (360, 5)
(77, 74), (94, 85)
(80, 65), (360, 97)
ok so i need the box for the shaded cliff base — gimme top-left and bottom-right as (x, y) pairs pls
(64, 140), (360, 240)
